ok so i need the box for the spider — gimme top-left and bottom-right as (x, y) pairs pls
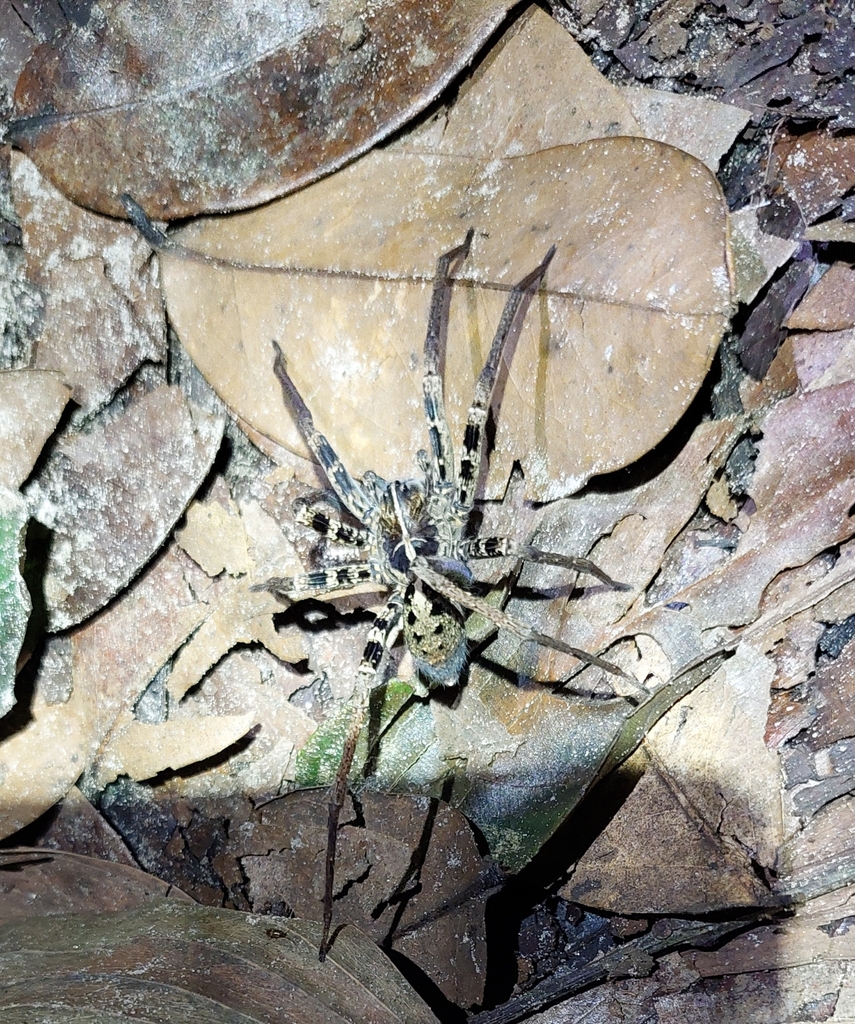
(257, 230), (634, 959)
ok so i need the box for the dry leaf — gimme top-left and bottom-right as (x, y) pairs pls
(407, 7), (643, 156)
(25, 383), (223, 630)
(621, 86), (751, 171)
(0, 486), (30, 720)
(239, 789), (494, 1006)
(565, 645), (782, 913)
(11, 152), (165, 417)
(769, 126), (855, 225)
(727, 205), (799, 307)
(0, 369), (70, 489)
(0, 900), (440, 1023)
(10, 0), (511, 219)
(0, 847), (192, 926)
(164, 136), (730, 501)
(0, 545), (213, 839)
(786, 262), (855, 332)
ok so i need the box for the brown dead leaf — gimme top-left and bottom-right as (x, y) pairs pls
(0, 847), (192, 926)
(25, 382), (223, 630)
(769, 126), (855, 225)
(0, 368), (69, 489)
(621, 86), (751, 171)
(408, 7), (642, 156)
(790, 327), (855, 393)
(164, 137), (730, 501)
(565, 645), (782, 913)
(0, 900), (440, 1023)
(786, 262), (855, 332)
(11, 152), (165, 417)
(10, 0), (511, 219)
(0, 544), (211, 839)
(237, 789), (494, 1007)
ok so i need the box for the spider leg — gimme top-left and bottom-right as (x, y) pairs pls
(412, 556), (642, 689)
(320, 594), (403, 960)
(252, 563), (374, 600)
(294, 500), (370, 547)
(455, 247), (557, 513)
(464, 537), (630, 591)
(422, 229), (474, 487)
(271, 341), (372, 521)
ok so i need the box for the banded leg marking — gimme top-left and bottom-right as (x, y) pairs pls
(423, 230), (474, 486)
(271, 342), (371, 521)
(295, 501), (370, 547)
(455, 247), (556, 512)
(412, 556), (634, 683)
(464, 538), (630, 591)
(320, 594), (403, 960)
(254, 563), (374, 599)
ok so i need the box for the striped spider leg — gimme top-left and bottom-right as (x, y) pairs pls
(257, 233), (634, 959)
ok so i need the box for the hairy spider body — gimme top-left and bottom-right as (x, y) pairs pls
(258, 231), (633, 958)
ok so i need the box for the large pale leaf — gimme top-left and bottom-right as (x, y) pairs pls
(163, 136), (730, 500)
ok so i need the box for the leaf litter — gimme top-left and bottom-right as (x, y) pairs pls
(4, 2), (855, 1020)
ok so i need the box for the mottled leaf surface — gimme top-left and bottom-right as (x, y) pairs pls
(164, 136), (730, 501)
(0, 900), (438, 1023)
(0, 487), (29, 721)
(11, 0), (511, 219)
(11, 152), (166, 417)
(0, 369), (70, 491)
(25, 383), (223, 630)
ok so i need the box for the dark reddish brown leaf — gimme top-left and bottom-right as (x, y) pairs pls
(25, 383), (223, 630)
(769, 126), (855, 224)
(0, 847), (192, 926)
(10, 0), (511, 219)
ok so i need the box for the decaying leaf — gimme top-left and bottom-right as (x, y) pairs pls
(0, 542), (227, 839)
(25, 383), (223, 630)
(0, 369), (70, 490)
(163, 135), (730, 501)
(786, 262), (855, 332)
(0, 847), (193, 926)
(10, 0), (511, 220)
(0, 900), (439, 1023)
(237, 789), (495, 1006)
(769, 126), (855, 225)
(0, 486), (29, 721)
(11, 152), (166, 417)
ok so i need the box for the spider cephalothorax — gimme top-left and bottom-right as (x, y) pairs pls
(257, 230), (633, 957)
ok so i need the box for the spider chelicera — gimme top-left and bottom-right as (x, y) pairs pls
(256, 230), (634, 959)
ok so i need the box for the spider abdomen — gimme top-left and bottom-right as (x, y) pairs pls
(402, 582), (467, 688)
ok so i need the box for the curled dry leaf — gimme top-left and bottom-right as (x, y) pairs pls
(10, 0), (511, 219)
(164, 136), (730, 500)
(0, 486), (29, 721)
(0, 900), (440, 1024)
(25, 383), (223, 630)
(0, 369), (70, 490)
(11, 152), (166, 417)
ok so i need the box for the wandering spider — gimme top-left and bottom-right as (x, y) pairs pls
(257, 230), (633, 959)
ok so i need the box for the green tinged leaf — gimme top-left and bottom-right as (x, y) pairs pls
(0, 487), (30, 721)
